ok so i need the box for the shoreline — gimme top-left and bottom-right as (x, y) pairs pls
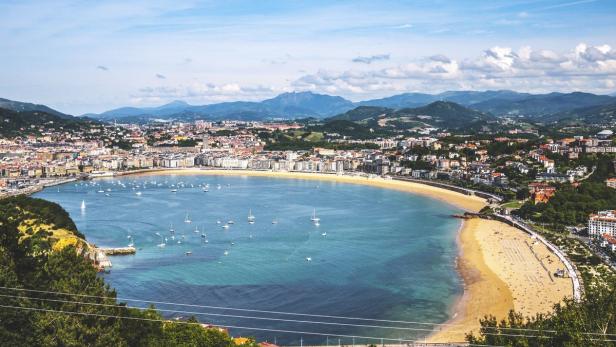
(112, 168), (487, 213)
(427, 217), (574, 343)
(66, 168), (572, 342)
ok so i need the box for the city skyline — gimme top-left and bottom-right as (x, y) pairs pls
(1, 0), (615, 114)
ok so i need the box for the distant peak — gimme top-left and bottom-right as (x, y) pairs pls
(165, 100), (189, 106)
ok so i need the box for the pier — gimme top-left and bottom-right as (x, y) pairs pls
(99, 246), (136, 255)
(86, 246), (136, 272)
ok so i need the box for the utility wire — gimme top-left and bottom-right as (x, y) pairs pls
(0, 285), (575, 335)
(0, 304), (510, 346)
(4, 299), (615, 343)
(0, 293), (506, 336)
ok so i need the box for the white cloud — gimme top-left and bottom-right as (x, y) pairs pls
(132, 82), (279, 105)
(352, 54), (390, 64)
(291, 43), (616, 98)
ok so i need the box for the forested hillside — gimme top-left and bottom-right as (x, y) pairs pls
(0, 196), (258, 346)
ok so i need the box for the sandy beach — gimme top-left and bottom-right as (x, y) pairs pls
(114, 168), (573, 343)
(427, 218), (574, 342)
(120, 168), (487, 212)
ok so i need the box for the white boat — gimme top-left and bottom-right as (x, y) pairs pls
(171, 189), (178, 193)
(217, 184), (222, 190)
(194, 226), (200, 233)
(224, 250), (229, 256)
(128, 241), (134, 247)
(227, 220), (235, 224)
(310, 209), (320, 223)
(271, 218), (278, 224)
(203, 188), (209, 192)
(321, 232), (327, 236)
(97, 190), (104, 193)
(80, 200), (86, 210)
(184, 213), (192, 224)
(185, 251), (192, 256)
(314, 221), (320, 227)
(248, 209), (255, 224)
(306, 257), (312, 262)
(222, 224), (230, 229)
(169, 223), (175, 233)
(216, 220), (222, 224)
(135, 191), (142, 196)
(158, 243), (166, 248)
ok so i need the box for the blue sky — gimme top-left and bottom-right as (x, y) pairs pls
(1, 0), (615, 114)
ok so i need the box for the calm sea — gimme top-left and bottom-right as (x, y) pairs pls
(35, 174), (463, 345)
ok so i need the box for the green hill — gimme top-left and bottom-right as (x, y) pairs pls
(0, 196), (258, 346)
(327, 101), (493, 131)
(544, 102), (616, 125)
(0, 107), (97, 138)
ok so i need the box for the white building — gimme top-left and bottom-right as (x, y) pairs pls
(588, 210), (616, 237)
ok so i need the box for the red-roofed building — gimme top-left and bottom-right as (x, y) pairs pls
(528, 182), (557, 204)
(601, 233), (616, 252)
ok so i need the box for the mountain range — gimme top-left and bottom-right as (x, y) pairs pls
(79, 90), (616, 122)
(1, 90), (616, 126)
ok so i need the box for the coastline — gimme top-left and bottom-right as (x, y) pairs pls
(427, 218), (574, 343)
(88, 168), (572, 342)
(114, 168), (487, 213)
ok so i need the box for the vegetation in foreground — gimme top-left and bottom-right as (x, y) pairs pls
(467, 284), (616, 346)
(0, 196), (258, 346)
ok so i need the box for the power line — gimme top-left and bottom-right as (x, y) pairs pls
(0, 304), (507, 346)
(0, 292), (502, 336)
(0, 285), (570, 335)
(3, 298), (615, 343)
(0, 293), (576, 341)
(4, 302), (616, 345)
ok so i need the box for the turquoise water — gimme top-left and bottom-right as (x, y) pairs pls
(35, 175), (463, 344)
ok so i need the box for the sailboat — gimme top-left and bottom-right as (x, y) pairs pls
(271, 218), (278, 224)
(169, 223), (175, 233)
(194, 225), (200, 233)
(184, 213), (192, 224)
(248, 209), (255, 224)
(310, 209), (320, 223)
(80, 200), (86, 210)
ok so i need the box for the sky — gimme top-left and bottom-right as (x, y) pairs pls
(1, 0), (615, 115)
